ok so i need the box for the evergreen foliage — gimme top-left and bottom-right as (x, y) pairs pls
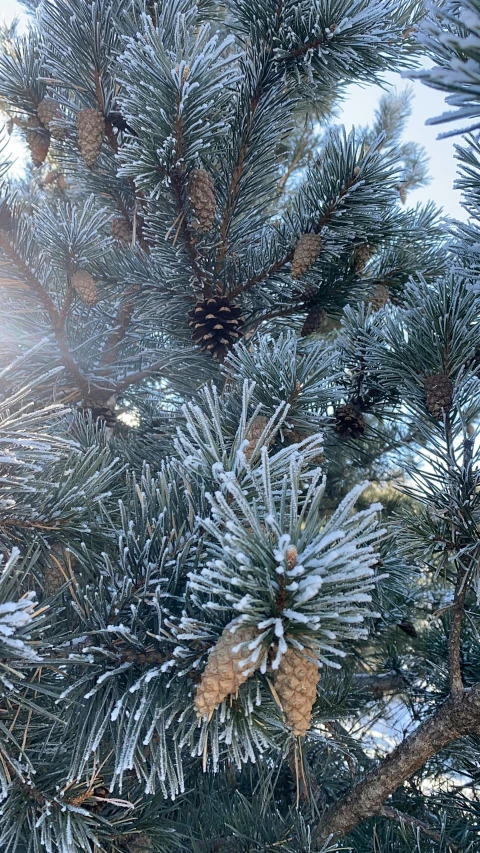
(0, 0), (479, 851)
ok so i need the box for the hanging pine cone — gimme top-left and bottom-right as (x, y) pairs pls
(274, 648), (319, 737)
(194, 623), (260, 720)
(369, 283), (390, 311)
(76, 108), (105, 167)
(72, 270), (98, 306)
(244, 415), (269, 461)
(37, 98), (65, 139)
(301, 305), (326, 337)
(424, 373), (453, 419)
(188, 168), (216, 233)
(43, 543), (68, 596)
(291, 233), (322, 279)
(335, 403), (365, 440)
(188, 295), (242, 361)
(110, 217), (132, 242)
(25, 116), (50, 166)
(353, 242), (372, 274)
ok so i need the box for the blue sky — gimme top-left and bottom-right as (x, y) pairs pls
(1, 0), (466, 221)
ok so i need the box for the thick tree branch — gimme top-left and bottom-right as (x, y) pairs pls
(313, 683), (480, 845)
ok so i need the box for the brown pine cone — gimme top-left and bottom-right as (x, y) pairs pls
(76, 108), (105, 167)
(194, 623), (260, 720)
(188, 295), (242, 361)
(353, 242), (372, 274)
(110, 217), (132, 242)
(274, 648), (319, 737)
(301, 305), (326, 337)
(369, 283), (390, 311)
(189, 168), (216, 232)
(37, 98), (66, 139)
(25, 117), (50, 166)
(424, 373), (453, 419)
(334, 403), (365, 440)
(72, 270), (98, 306)
(244, 415), (270, 461)
(291, 233), (322, 279)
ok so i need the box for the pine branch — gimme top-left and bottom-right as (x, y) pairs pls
(314, 682), (480, 844)
(0, 232), (89, 397)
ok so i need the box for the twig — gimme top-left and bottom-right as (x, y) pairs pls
(379, 805), (461, 851)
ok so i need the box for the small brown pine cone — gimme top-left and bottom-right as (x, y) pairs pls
(43, 559), (65, 596)
(244, 415), (270, 461)
(25, 116), (50, 166)
(291, 233), (322, 279)
(189, 168), (216, 232)
(110, 217), (132, 242)
(194, 623), (260, 720)
(72, 270), (98, 306)
(76, 108), (105, 168)
(301, 305), (326, 337)
(369, 283), (390, 311)
(58, 174), (68, 191)
(274, 648), (319, 737)
(187, 295), (242, 361)
(335, 403), (365, 440)
(285, 429), (324, 465)
(353, 242), (372, 274)
(424, 373), (453, 420)
(37, 98), (66, 139)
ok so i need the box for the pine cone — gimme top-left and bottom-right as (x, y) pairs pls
(244, 415), (269, 461)
(37, 98), (65, 139)
(110, 217), (132, 242)
(25, 116), (50, 166)
(335, 403), (365, 440)
(424, 373), (453, 419)
(301, 305), (326, 337)
(369, 283), (390, 311)
(285, 429), (324, 465)
(76, 108), (105, 168)
(82, 401), (116, 428)
(43, 544), (67, 596)
(72, 270), (98, 306)
(188, 295), (242, 361)
(291, 233), (322, 279)
(353, 242), (372, 274)
(274, 648), (319, 737)
(189, 168), (216, 233)
(194, 623), (260, 720)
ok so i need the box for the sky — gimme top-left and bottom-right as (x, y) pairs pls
(0, 0), (467, 222)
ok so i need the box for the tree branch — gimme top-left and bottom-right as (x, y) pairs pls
(313, 683), (480, 845)
(0, 233), (90, 397)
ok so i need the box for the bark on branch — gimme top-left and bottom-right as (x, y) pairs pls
(314, 682), (480, 845)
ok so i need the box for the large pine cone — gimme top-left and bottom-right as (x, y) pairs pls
(194, 623), (260, 720)
(72, 270), (98, 306)
(274, 648), (319, 737)
(188, 295), (242, 361)
(424, 373), (453, 419)
(37, 98), (65, 139)
(25, 116), (50, 166)
(77, 108), (105, 168)
(188, 168), (216, 232)
(335, 402), (365, 440)
(291, 233), (322, 279)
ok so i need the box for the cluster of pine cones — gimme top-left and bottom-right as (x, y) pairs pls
(194, 548), (320, 738)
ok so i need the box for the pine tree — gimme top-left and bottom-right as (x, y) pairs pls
(0, 1), (479, 851)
